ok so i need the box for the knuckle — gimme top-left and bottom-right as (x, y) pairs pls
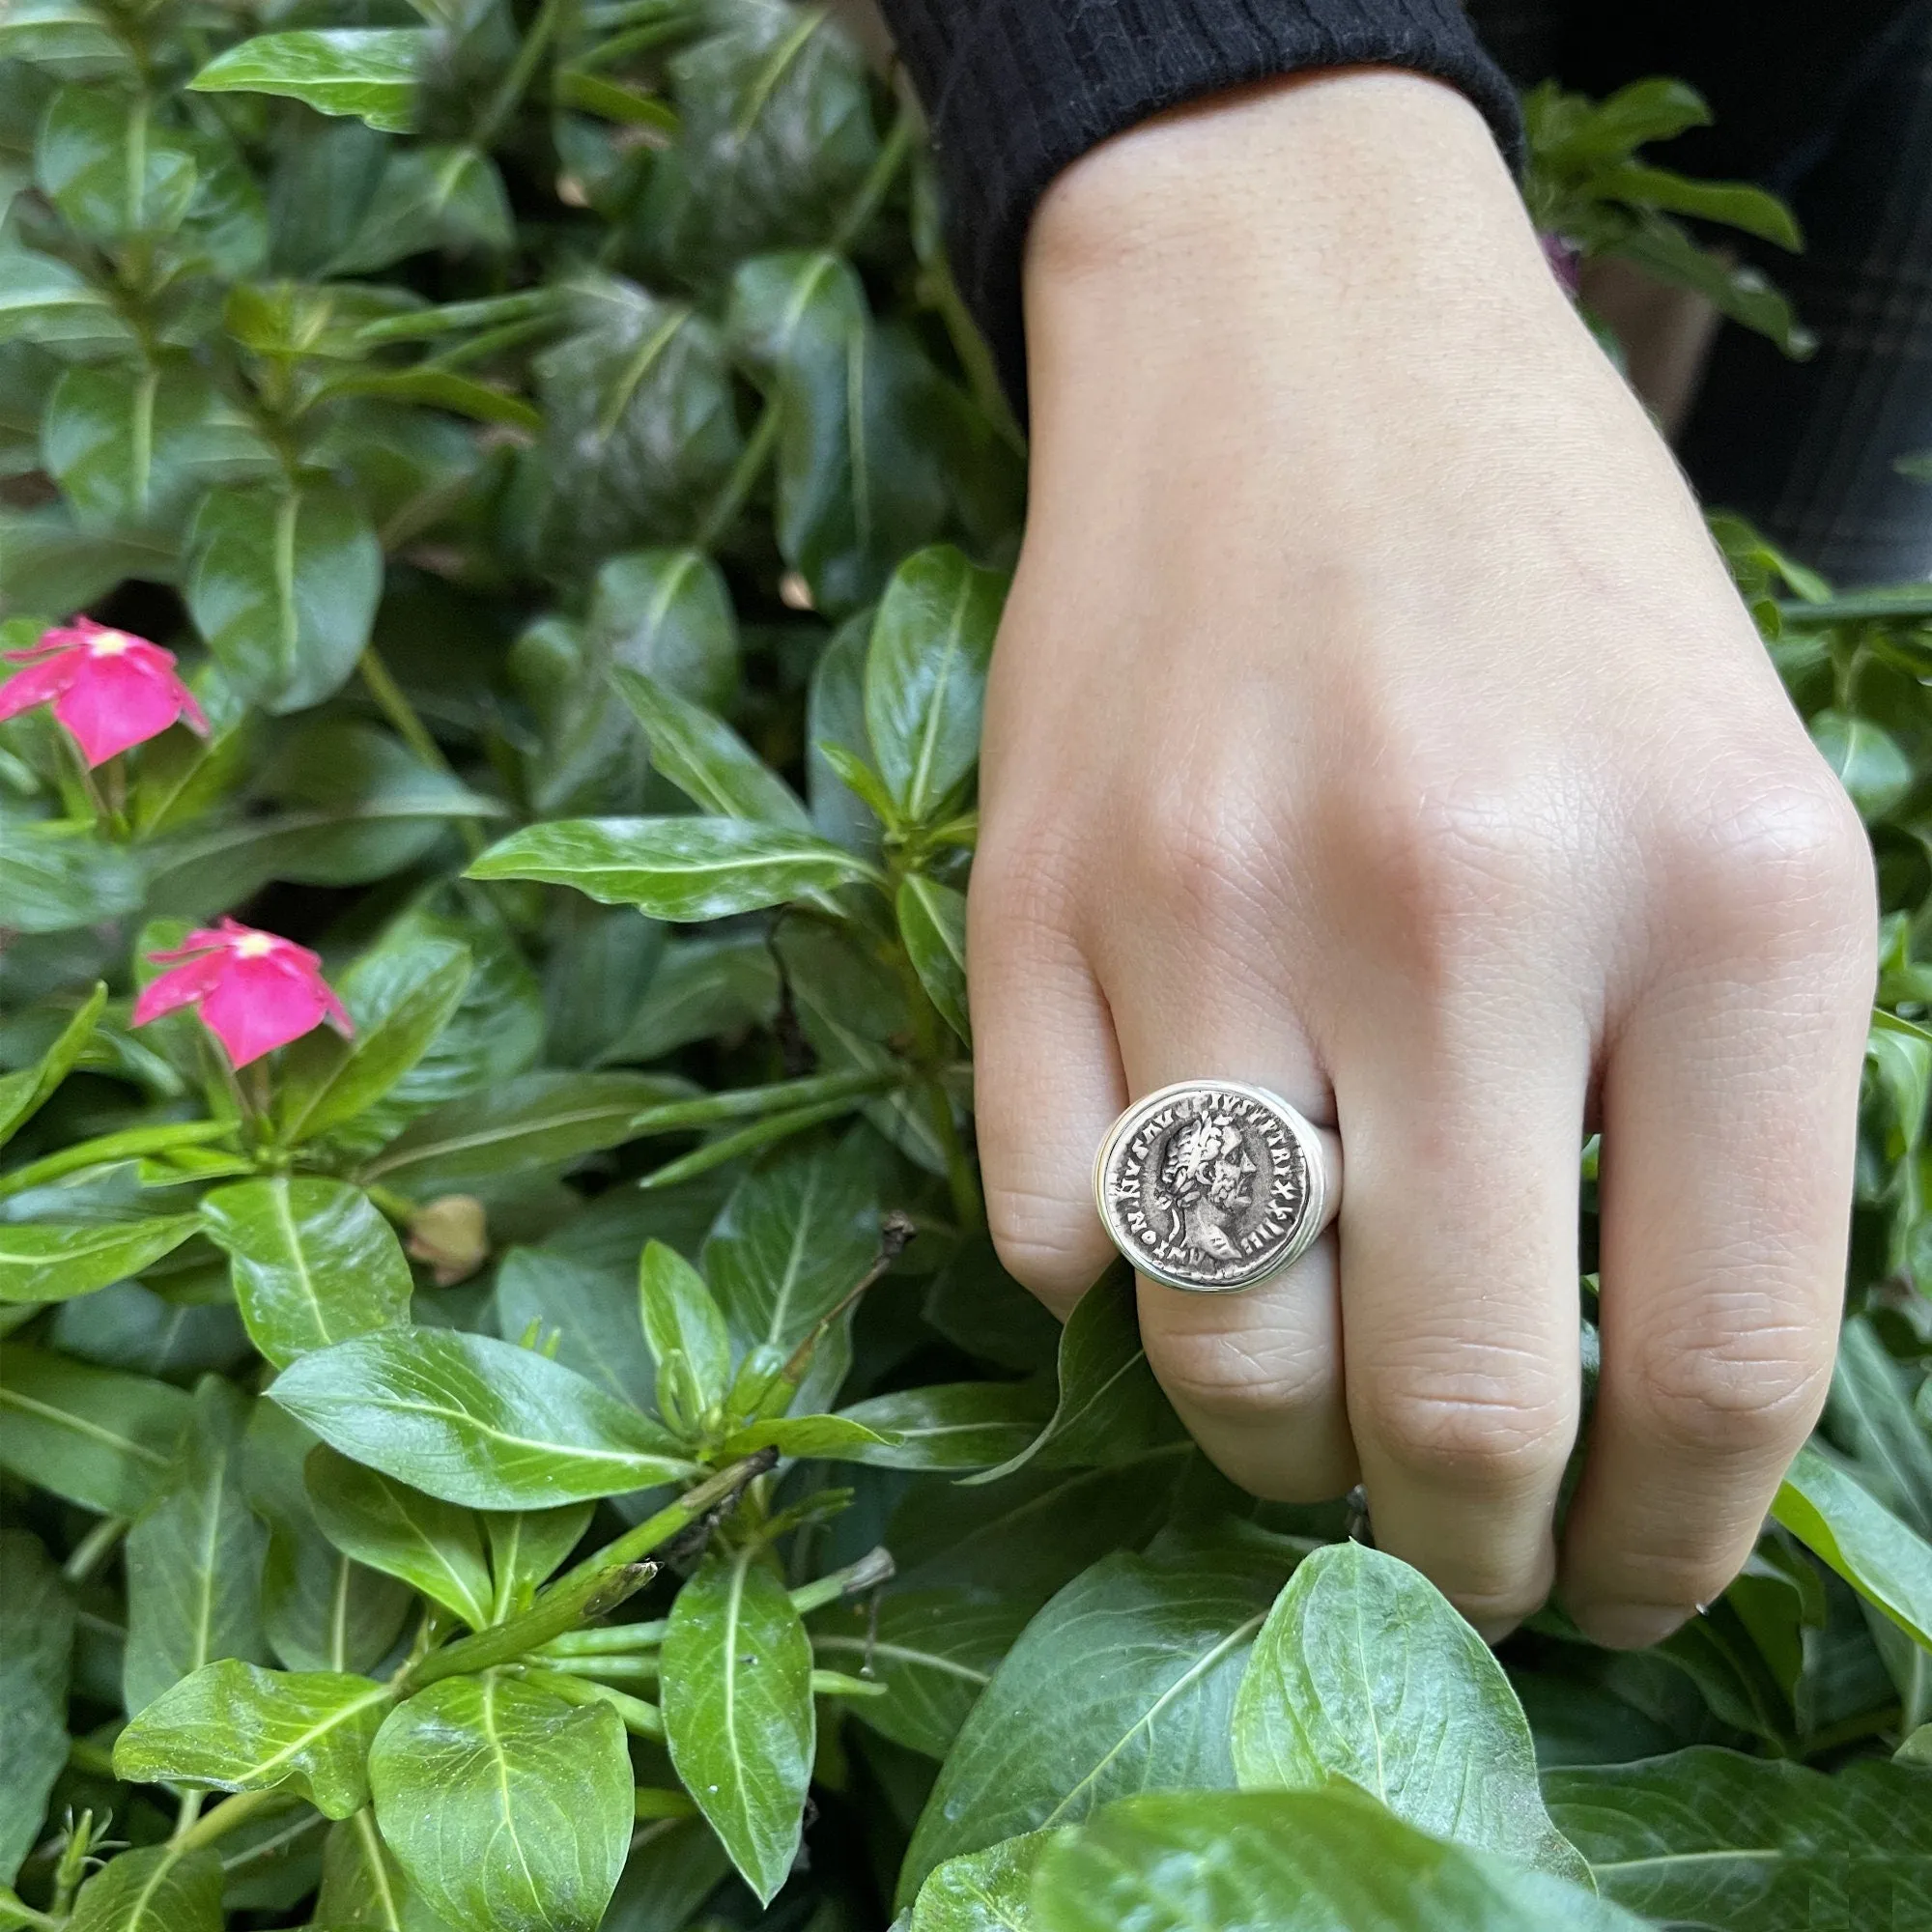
(971, 824), (1082, 946)
(984, 1182), (1105, 1307)
(1334, 769), (1570, 965)
(1627, 1317), (1833, 1460)
(1128, 765), (1277, 932)
(1660, 765), (1874, 945)
(1357, 1362), (1575, 1492)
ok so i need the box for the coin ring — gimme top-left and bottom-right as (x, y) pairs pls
(1093, 1080), (1339, 1294)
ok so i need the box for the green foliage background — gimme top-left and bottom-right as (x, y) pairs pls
(0, 7), (1929, 1928)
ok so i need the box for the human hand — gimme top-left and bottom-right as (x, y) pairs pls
(967, 70), (1877, 1646)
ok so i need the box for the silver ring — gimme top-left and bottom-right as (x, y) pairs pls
(1093, 1080), (1342, 1293)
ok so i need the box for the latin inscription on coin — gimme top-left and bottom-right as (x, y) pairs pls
(1098, 1084), (1312, 1293)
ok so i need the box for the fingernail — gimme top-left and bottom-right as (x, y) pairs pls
(1577, 1602), (1693, 1650)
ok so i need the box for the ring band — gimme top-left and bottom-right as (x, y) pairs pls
(1093, 1080), (1341, 1293)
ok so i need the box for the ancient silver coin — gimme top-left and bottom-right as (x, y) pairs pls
(1095, 1080), (1320, 1293)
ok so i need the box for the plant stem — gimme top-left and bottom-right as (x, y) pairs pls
(520, 1665), (665, 1737)
(405, 1562), (656, 1691)
(695, 400), (779, 552)
(784, 1545), (895, 1617)
(62, 1514), (129, 1584)
(172, 1791), (204, 1841)
(174, 1787), (277, 1852)
(357, 647), (486, 859)
(538, 1653), (659, 1683)
(538, 1618), (669, 1656)
(831, 106), (914, 254)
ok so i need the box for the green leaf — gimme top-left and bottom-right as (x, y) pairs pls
(37, 87), (196, 240)
(865, 545), (1007, 825)
(320, 367), (540, 432)
(0, 247), (131, 355)
(965, 1271), (1184, 1485)
(1231, 1542), (1589, 1882)
(600, 1814), (731, 1932)
(597, 933), (780, 1065)
(611, 666), (810, 828)
(468, 816), (881, 920)
(360, 1070), (684, 1189)
(1029, 1789), (1642, 1932)
(532, 282), (741, 566)
(718, 1411), (893, 1459)
(313, 1808), (417, 1930)
(1826, 1314), (1932, 1538)
(494, 1247), (656, 1413)
(725, 252), (947, 613)
(833, 1381), (1052, 1471)
(1811, 710), (1913, 821)
(661, 1546), (815, 1905)
(809, 611), (885, 852)
(485, 1504), (592, 1620)
(0, 983), (103, 1150)
(305, 1443), (495, 1630)
(115, 1661), (392, 1817)
(1546, 1747), (1932, 1928)
(43, 360), (266, 537)
(1773, 1442), (1932, 1649)
(199, 1179), (411, 1369)
(0, 1215), (200, 1303)
(369, 1673), (633, 1932)
(0, 821), (143, 935)
(1597, 163), (1803, 248)
(910, 1832), (1059, 1932)
(185, 479), (382, 715)
(0, 0), (129, 79)
(811, 1587), (1026, 1759)
(587, 548), (741, 716)
(190, 31), (428, 133)
(0, 1530), (73, 1887)
(638, 1239), (731, 1420)
(277, 947), (472, 1147)
(897, 873), (970, 1044)
(327, 144), (512, 275)
(900, 1547), (1283, 1900)
(66, 1847), (224, 1932)
(123, 1377), (270, 1714)
(1611, 214), (1815, 358)
(270, 1326), (701, 1507)
(0, 1344), (190, 1516)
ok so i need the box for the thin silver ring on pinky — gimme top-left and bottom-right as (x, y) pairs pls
(1093, 1080), (1341, 1293)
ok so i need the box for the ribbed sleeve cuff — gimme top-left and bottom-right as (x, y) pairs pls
(881, 0), (1524, 416)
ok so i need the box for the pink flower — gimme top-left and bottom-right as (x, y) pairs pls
(0, 617), (208, 767)
(133, 919), (353, 1069)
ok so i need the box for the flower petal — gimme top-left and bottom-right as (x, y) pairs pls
(53, 653), (194, 765)
(0, 653), (80, 724)
(132, 953), (226, 1027)
(198, 955), (329, 1066)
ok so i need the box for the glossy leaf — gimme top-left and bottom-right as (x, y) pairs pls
(65, 1847), (224, 1932)
(662, 1546), (815, 1905)
(1824, 1313), (1932, 1537)
(834, 1381), (1052, 1471)
(638, 1239), (731, 1420)
(191, 31), (428, 133)
(360, 1069), (682, 1189)
(1547, 1746), (1932, 1928)
(305, 1443), (495, 1630)
(276, 946), (472, 1147)
(1029, 1790), (1643, 1932)
(123, 1377), (270, 1714)
(327, 144), (511, 275)
(0, 1345), (190, 1515)
(901, 1547), (1283, 1898)
(910, 1831), (1058, 1932)
(866, 546), (1007, 825)
(897, 873), (970, 1044)
(200, 1179), (412, 1368)
(611, 666), (809, 827)
(967, 1270), (1184, 1485)
(1774, 1442), (1932, 1649)
(469, 815), (880, 920)
(1232, 1542), (1590, 1882)
(115, 1661), (392, 1817)
(587, 548), (740, 715)
(369, 1673), (633, 1932)
(811, 1588), (1027, 1759)
(485, 1504), (592, 1620)
(494, 1246), (656, 1413)
(0, 1214), (200, 1303)
(0, 983), (103, 1151)
(597, 933), (779, 1064)
(0, 1530), (73, 1887)
(270, 1326), (701, 1507)
(185, 479), (382, 715)
(36, 88), (196, 241)
(0, 821), (143, 936)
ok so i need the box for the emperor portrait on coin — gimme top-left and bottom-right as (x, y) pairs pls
(1096, 1082), (1315, 1293)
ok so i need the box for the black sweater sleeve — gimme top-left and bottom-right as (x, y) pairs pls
(874, 1), (1523, 412)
